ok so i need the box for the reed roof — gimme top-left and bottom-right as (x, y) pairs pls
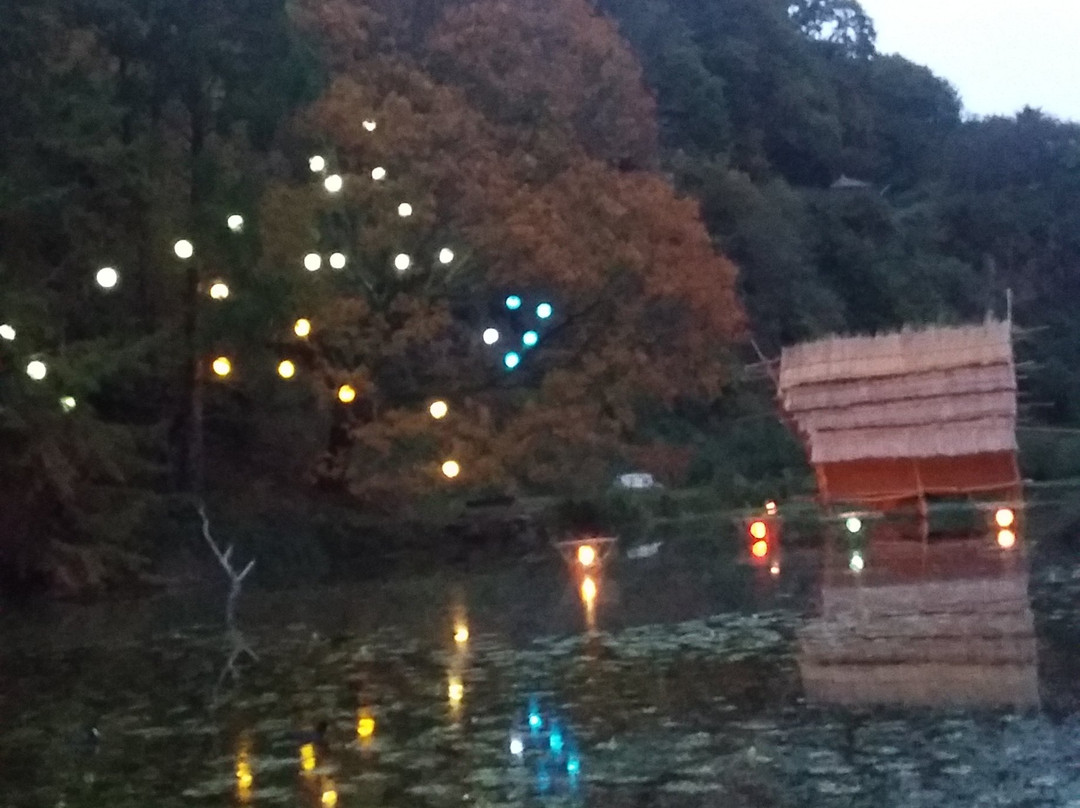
(779, 321), (1017, 463)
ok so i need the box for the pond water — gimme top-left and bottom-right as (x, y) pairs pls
(1, 532), (1078, 808)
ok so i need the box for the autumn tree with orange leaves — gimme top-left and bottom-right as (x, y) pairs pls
(262, 0), (743, 499)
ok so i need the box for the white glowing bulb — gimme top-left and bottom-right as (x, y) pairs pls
(324, 174), (343, 193)
(429, 400), (449, 420)
(0, 324), (15, 341)
(483, 328), (500, 345)
(510, 737), (524, 756)
(394, 253), (411, 272)
(442, 460), (461, 479)
(845, 517), (863, 534)
(174, 239), (194, 260)
(329, 252), (347, 270)
(26, 360), (47, 381)
(363, 120), (377, 132)
(304, 253), (323, 272)
(95, 267), (119, 289)
(60, 396), (77, 412)
(398, 202), (413, 218)
(371, 166), (387, 182)
(227, 214), (244, 233)
(438, 248), (455, 265)
(209, 282), (230, 300)
(309, 155), (326, 173)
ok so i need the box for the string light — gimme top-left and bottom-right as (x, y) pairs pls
(398, 202), (413, 218)
(454, 624), (469, 644)
(174, 239), (194, 260)
(483, 328), (500, 345)
(212, 357), (232, 378)
(362, 120), (377, 132)
(60, 396), (77, 412)
(765, 500), (778, 515)
(438, 248), (455, 264)
(522, 330), (539, 347)
(536, 302), (553, 319)
(227, 214), (244, 232)
(504, 352), (521, 370)
(309, 155), (326, 172)
(338, 384), (357, 404)
(26, 360), (47, 381)
(429, 400), (449, 420)
(96, 267), (119, 290)
(209, 282), (230, 300)
(372, 166), (387, 181)
(0, 324), (15, 341)
(510, 737), (524, 756)
(277, 360), (296, 379)
(505, 295), (522, 310)
(998, 529), (1017, 549)
(321, 786), (338, 807)
(995, 508), (1016, 529)
(324, 174), (343, 193)
(394, 253), (411, 272)
(845, 516), (863, 534)
(577, 544), (596, 567)
(304, 253), (322, 272)
(294, 318), (312, 338)
(329, 252), (347, 269)
(442, 460), (461, 479)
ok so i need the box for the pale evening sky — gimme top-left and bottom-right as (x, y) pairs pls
(857, 0), (1080, 122)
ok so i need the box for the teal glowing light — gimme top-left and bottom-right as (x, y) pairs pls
(528, 697), (541, 731)
(549, 724), (564, 753)
(536, 302), (553, 319)
(523, 330), (539, 347)
(567, 756), (580, 775)
(504, 352), (521, 370)
(505, 295), (522, 310)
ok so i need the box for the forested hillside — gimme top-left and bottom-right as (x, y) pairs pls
(1, 0), (1077, 595)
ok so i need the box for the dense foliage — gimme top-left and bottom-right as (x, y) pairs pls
(1, 0), (1077, 595)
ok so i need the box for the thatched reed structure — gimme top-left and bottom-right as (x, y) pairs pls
(779, 321), (1021, 506)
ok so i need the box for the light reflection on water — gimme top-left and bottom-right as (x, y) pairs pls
(0, 525), (1077, 807)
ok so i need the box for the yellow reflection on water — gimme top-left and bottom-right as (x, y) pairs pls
(580, 575), (598, 632)
(300, 742), (317, 772)
(357, 711), (376, 741)
(448, 677), (464, 704)
(235, 749), (253, 802)
(321, 781), (338, 806)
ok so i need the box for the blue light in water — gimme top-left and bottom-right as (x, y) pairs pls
(536, 302), (553, 319)
(522, 330), (539, 348)
(527, 697), (542, 732)
(504, 352), (521, 370)
(567, 755), (581, 776)
(537, 765), (552, 794)
(549, 723), (564, 753)
(505, 295), (522, 310)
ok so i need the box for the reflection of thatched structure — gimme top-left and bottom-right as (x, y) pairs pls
(798, 532), (1038, 708)
(779, 321), (1021, 506)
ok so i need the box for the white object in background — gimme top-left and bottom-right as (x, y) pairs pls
(617, 473), (657, 489)
(627, 542), (662, 560)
